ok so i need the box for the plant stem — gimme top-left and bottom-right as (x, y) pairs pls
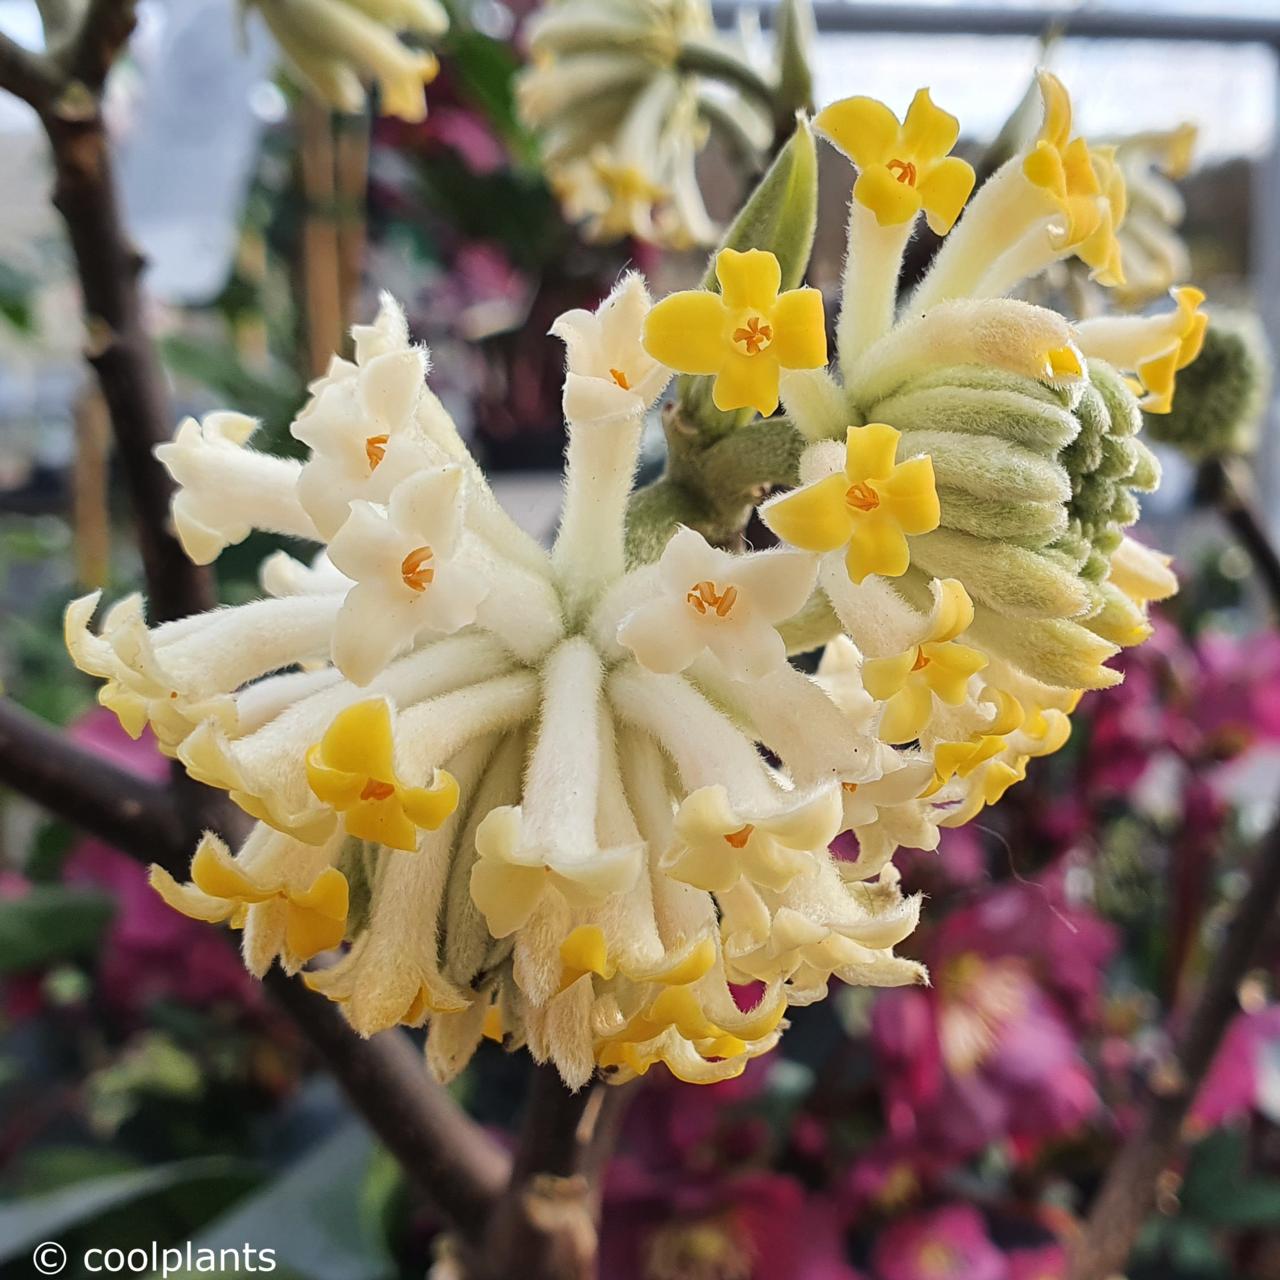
(1068, 455), (1280, 1279)
(479, 1063), (601, 1280)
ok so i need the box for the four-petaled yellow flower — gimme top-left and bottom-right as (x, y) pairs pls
(150, 834), (349, 962)
(1132, 285), (1208, 413)
(1023, 71), (1127, 283)
(815, 88), (976, 234)
(643, 248), (826, 416)
(862, 580), (987, 744)
(306, 699), (459, 852)
(761, 423), (940, 583)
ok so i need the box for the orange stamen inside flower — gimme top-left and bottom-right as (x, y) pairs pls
(360, 778), (396, 802)
(911, 647), (931, 672)
(365, 434), (389, 470)
(887, 158), (917, 186)
(400, 546), (436, 592)
(841, 781), (860, 794)
(732, 316), (773, 356)
(686, 581), (738, 618)
(724, 824), (754, 849)
(610, 368), (631, 390)
(845, 480), (880, 512)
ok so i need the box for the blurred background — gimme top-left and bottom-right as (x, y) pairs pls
(2, 1), (1280, 1277)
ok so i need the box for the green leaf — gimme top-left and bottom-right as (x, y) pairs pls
(1180, 1128), (1280, 1228)
(0, 886), (114, 975)
(701, 113), (818, 293)
(773, 0), (816, 122)
(189, 1124), (395, 1280)
(0, 1158), (250, 1266)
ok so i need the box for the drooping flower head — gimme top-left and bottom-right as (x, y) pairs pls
(67, 70), (1183, 1091)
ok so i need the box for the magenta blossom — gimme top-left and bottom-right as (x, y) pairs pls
(869, 869), (1113, 1167)
(1190, 1003), (1280, 1133)
(601, 1165), (863, 1280)
(1006, 1244), (1066, 1280)
(871, 1204), (1005, 1280)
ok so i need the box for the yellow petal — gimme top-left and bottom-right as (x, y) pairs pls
(344, 797), (420, 851)
(920, 641), (988, 703)
(846, 511), (910, 582)
(877, 455), (941, 535)
(900, 88), (960, 160)
(285, 870), (349, 959)
(306, 750), (367, 809)
(560, 924), (615, 985)
(1036, 71), (1073, 150)
(715, 247), (781, 313)
(762, 472), (855, 553)
(191, 835), (276, 904)
(879, 680), (934, 744)
(317, 699), (398, 778)
(400, 769), (461, 831)
(854, 165), (923, 227)
(928, 578), (975, 644)
(149, 864), (236, 924)
(917, 155), (975, 235)
(845, 422), (902, 483)
(815, 95), (900, 169)
(642, 290), (729, 374)
(862, 648), (917, 701)
(636, 937), (717, 987)
(769, 288), (827, 369)
(712, 350), (780, 416)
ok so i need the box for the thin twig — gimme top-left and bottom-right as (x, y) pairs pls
(0, 698), (187, 858)
(1069, 456), (1280, 1279)
(65, 0), (136, 90)
(0, 31), (62, 108)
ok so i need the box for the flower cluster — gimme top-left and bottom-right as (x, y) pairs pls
(516, 0), (760, 247)
(251, 0), (447, 121)
(66, 73), (1193, 1089)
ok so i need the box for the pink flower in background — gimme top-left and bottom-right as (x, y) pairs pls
(1193, 628), (1280, 758)
(871, 1204), (1005, 1280)
(601, 1166), (862, 1280)
(869, 869), (1113, 1167)
(1190, 1004), (1280, 1133)
(1006, 1244), (1066, 1280)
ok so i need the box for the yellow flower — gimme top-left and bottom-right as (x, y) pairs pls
(150, 834), (349, 962)
(1076, 285), (1207, 414)
(642, 248), (826, 416)
(1130, 285), (1208, 413)
(1022, 72), (1126, 281)
(861, 580), (987, 744)
(596, 983), (785, 1084)
(306, 699), (459, 852)
(815, 88), (975, 234)
(761, 423), (940, 583)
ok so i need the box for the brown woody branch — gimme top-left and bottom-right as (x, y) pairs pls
(1069, 456), (1280, 1279)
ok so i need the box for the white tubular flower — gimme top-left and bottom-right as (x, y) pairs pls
(326, 466), (488, 685)
(550, 273), (670, 615)
(156, 413), (318, 564)
(551, 272), (670, 426)
(617, 527), (817, 681)
(663, 784), (842, 894)
(252, 0), (445, 123)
